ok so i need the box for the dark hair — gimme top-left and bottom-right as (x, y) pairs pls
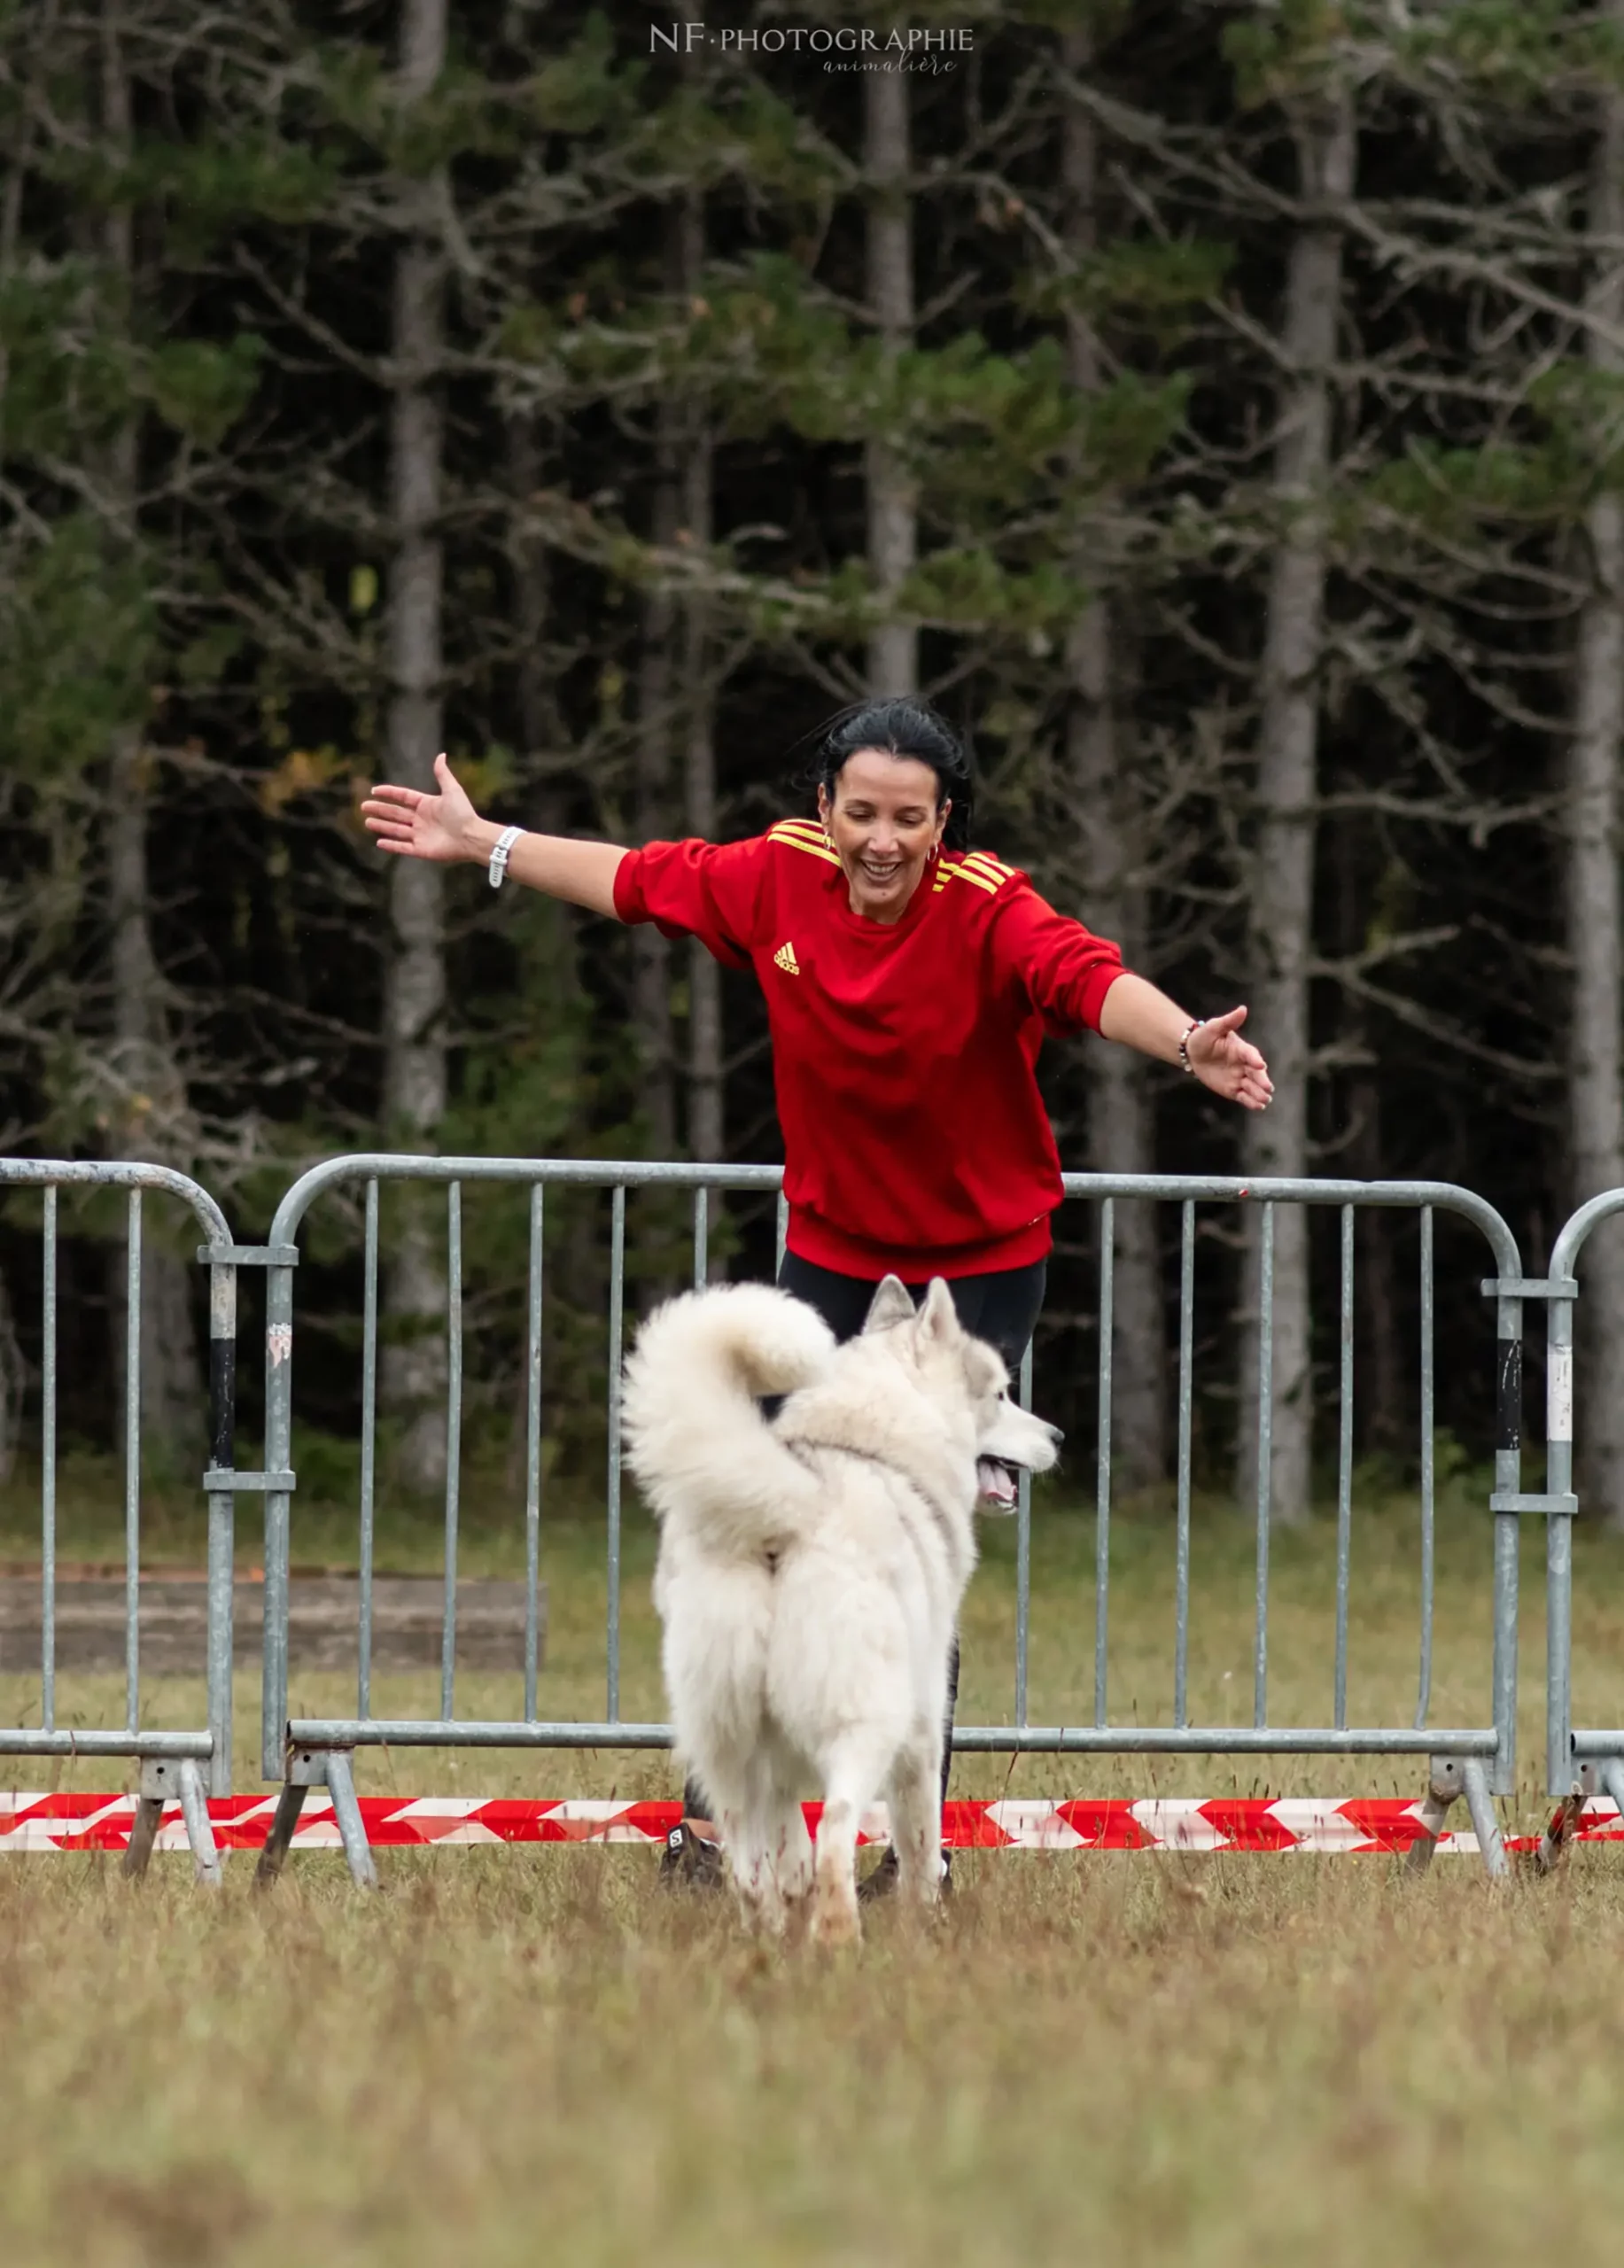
(804, 697), (974, 851)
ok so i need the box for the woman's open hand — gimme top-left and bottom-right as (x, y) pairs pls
(360, 752), (479, 864)
(1186, 1006), (1273, 1112)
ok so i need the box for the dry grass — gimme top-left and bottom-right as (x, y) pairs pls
(3, 1461), (1624, 2263)
(3, 1849), (1624, 2266)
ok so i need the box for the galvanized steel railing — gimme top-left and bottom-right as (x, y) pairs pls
(986, 1177), (1526, 1814)
(251, 1157), (1530, 1884)
(0, 1160), (248, 1884)
(253, 1157), (787, 1884)
(27, 1151), (1624, 1886)
(1537, 1192), (1624, 1814)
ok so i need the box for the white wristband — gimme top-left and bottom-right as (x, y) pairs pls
(487, 825), (523, 889)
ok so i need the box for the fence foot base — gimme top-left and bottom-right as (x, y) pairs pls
(1535, 1789), (1585, 1874)
(253, 1783), (308, 1888)
(1405, 1758), (1506, 1880)
(324, 1752), (378, 1890)
(121, 1795), (162, 1881)
(257, 1749), (377, 1890)
(1403, 1765), (1455, 1878)
(1460, 1759), (1507, 1878)
(120, 1759), (221, 1887)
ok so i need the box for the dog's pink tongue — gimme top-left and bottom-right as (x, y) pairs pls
(976, 1458), (1017, 1507)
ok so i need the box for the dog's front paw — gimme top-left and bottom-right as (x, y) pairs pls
(810, 1876), (862, 1951)
(810, 1907), (861, 1952)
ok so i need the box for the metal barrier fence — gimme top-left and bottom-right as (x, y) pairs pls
(253, 1157), (784, 1884)
(1539, 1192), (1624, 1816)
(0, 1160), (248, 1884)
(249, 1157), (1533, 1884)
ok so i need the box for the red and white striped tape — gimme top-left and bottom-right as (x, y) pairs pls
(0, 1792), (1617, 1857)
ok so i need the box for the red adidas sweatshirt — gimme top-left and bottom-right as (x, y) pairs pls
(613, 819), (1128, 1278)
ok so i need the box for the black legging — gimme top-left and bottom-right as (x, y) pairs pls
(681, 1254), (1046, 1826)
(775, 1253), (1047, 1370)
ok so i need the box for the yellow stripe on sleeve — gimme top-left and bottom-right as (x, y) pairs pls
(938, 858), (1000, 896)
(768, 824), (842, 868)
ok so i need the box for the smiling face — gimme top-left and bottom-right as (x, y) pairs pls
(817, 748), (949, 925)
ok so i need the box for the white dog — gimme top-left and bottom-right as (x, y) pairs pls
(622, 1274), (1061, 1946)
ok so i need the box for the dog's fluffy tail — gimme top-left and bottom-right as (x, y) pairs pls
(622, 1284), (836, 1534)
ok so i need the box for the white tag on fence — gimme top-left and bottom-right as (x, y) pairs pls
(1548, 1344), (1573, 1445)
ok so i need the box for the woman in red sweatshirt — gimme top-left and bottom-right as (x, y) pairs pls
(361, 698), (1271, 1887)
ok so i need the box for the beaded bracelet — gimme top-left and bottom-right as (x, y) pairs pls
(487, 825), (524, 889)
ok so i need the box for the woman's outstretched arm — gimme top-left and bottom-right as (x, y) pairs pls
(1099, 974), (1273, 1111)
(360, 752), (627, 919)
(985, 882), (1273, 1114)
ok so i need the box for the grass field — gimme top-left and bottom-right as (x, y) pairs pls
(6, 1836), (1624, 2264)
(3, 1455), (1624, 2263)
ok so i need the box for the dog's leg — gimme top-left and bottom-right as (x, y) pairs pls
(726, 1809), (784, 1936)
(812, 1739), (886, 1949)
(769, 1794), (814, 1925)
(889, 1742), (944, 1908)
(721, 1759), (791, 1937)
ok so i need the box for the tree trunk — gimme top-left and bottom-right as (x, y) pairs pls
(508, 409), (584, 1039)
(0, 1257), (25, 1488)
(1334, 833), (1403, 1454)
(676, 187), (724, 1175)
(632, 654), (677, 1161)
(509, 415), (570, 839)
(1238, 90), (1356, 1524)
(1346, 1070), (1404, 1454)
(0, 51), (27, 1486)
(379, 0), (449, 1490)
(505, 412), (590, 1484)
(1061, 24), (1166, 1488)
(865, 72), (916, 696)
(631, 201), (689, 1162)
(686, 630), (723, 1165)
(106, 727), (203, 1461)
(101, 1), (199, 1465)
(1570, 33), (1624, 1530)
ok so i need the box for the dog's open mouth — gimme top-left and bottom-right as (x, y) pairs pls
(976, 1456), (1020, 1508)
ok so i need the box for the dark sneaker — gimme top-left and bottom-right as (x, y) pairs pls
(658, 1821), (726, 1891)
(856, 1845), (952, 1901)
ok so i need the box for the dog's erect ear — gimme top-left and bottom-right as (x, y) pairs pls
(915, 1276), (961, 1347)
(862, 1275), (916, 1335)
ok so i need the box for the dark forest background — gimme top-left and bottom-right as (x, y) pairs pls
(4, 0), (1624, 1521)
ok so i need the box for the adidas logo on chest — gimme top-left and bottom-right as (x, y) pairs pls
(773, 941), (800, 975)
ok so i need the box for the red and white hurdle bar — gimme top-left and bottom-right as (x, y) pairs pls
(0, 1792), (1619, 1858)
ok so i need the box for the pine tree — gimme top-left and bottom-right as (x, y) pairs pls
(1, 0), (265, 1463)
(1566, 4), (1624, 1529)
(1234, 30), (1357, 1523)
(866, 69), (918, 695)
(1058, 10), (1169, 1487)
(373, 0), (455, 1485)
